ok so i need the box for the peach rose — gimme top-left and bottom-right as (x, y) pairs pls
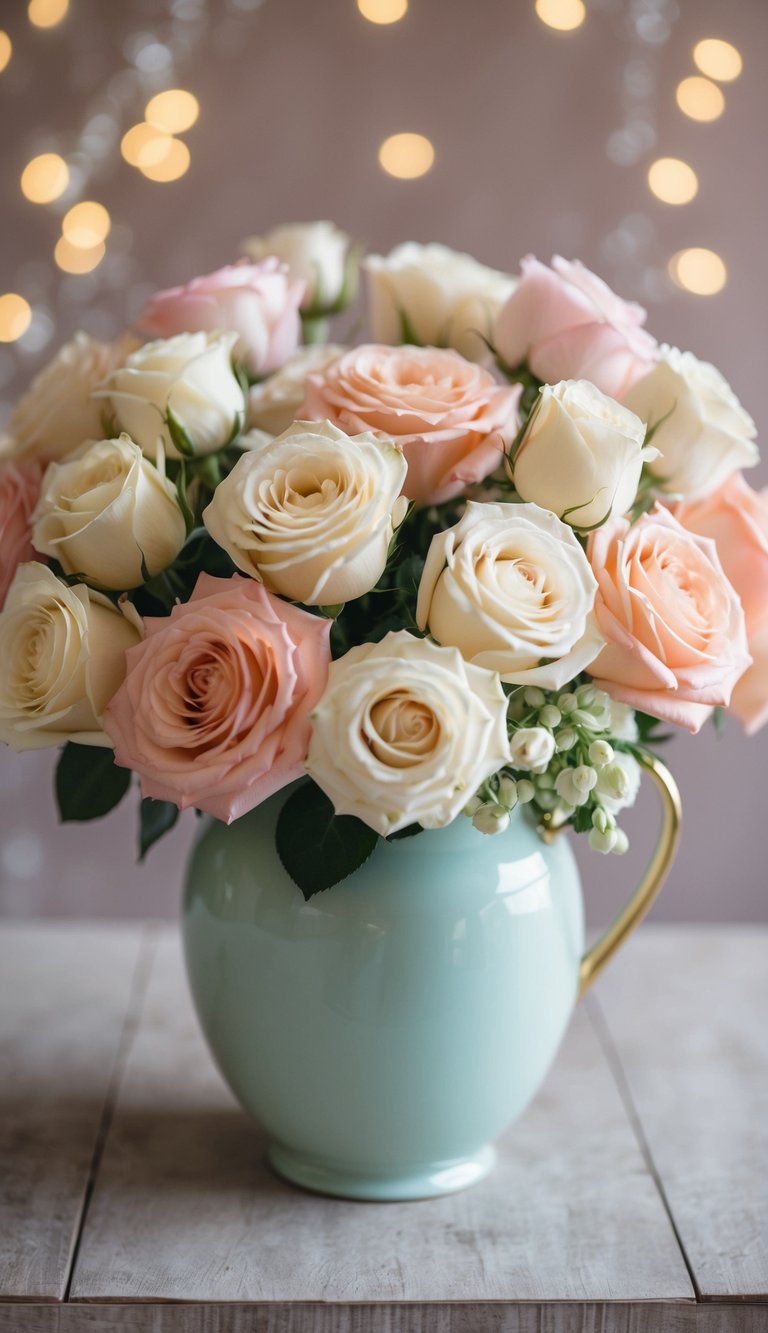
(586, 506), (750, 732)
(0, 459), (45, 608)
(301, 343), (520, 506)
(676, 474), (768, 734)
(139, 260), (305, 376)
(494, 256), (657, 399)
(104, 573), (331, 822)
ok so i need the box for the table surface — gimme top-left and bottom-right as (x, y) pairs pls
(0, 922), (765, 1333)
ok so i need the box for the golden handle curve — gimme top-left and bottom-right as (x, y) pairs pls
(578, 748), (682, 1001)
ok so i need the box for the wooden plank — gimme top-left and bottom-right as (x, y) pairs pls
(0, 923), (148, 1302)
(592, 926), (768, 1302)
(2, 1303), (768, 1333)
(71, 932), (693, 1306)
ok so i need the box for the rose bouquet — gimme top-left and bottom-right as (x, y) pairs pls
(1, 227), (765, 899)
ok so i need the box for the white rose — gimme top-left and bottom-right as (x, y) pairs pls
(32, 435), (187, 590)
(595, 752), (641, 813)
(306, 630), (511, 835)
(6, 332), (134, 464)
(364, 241), (516, 363)
(513, 380), (653, 529)
(96, 332), (245, 461)
(242, 222), (350, 311)
(622, 345), (758, 499)
(416, 501), (603, 688)
(246, 344), (344, 435)
(203, 421), (408, 606)
(0, 562), (141, 750)
(509, 727), (556, 772)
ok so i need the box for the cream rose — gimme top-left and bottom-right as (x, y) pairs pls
(203, 421), (408, 606)
(0, 562), (141, 750)
(97, 331), (246, 461)
(32, 435), (187, 590)
(364, 242), (516, 363)
(513, 380), (652, 529)
(242, 221), (350, 311)
(246, 345), (344, 435)
(306, 630), (511, 835)
(7, 332), (133, 463)
(416, 501), (603, 688)
(622, 346), (758, 499)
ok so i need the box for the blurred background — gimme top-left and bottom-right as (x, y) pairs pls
(0, 0), (766, 923)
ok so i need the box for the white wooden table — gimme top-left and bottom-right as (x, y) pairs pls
(0, 922), (765, 1332)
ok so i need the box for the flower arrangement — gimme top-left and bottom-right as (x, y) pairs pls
(1, 226), (764, 898)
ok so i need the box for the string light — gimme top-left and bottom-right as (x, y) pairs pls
(62, 202), (111, 249)
(669, 248), (727, 295)
(647, 157), (698, 205)
(138, 138), (191, 182)
(0, 294), (32, 342)
(378, 132), (434, 179)
(0, 32), (12, 73)
(145, 89), (199, 134)
(693, 39), (742, 83)
(54, 237), (106, 275)
(28, 0), (69, 28)
(121, 122), (167, 167)
(21, 153), (69, 204)
(534, 0), (586, 33)
(357, 0), (408, 23)
(676, 76), (725, 122)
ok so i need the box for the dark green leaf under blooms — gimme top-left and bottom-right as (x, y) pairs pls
(138, 797), (180, 860)
(276, 781), (380, 900)
(56, 743), (132, 822)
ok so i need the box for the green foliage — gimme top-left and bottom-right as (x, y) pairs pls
(276, 781), (380, 899)
(56, 743), (132, 822)
(138, 797), (180, 860)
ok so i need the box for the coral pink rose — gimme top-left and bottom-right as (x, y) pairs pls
(494, 256), (657, 399)
(104, 574), (331, 822)
(301, 344), (520, 506)
(139, 260), (305, 377)
(0, 459), (46, 608)
(586, 506), (750, 733)
(676, 474), (768, 734)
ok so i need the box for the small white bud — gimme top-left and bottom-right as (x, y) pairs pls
(557, 691), (578, 714)
(515, 779), (536, 804)
(535, 789), (558, 811)
(506, 691), (527, 722)
(588, 739), (614, 767)
(539, 704), (562, 729)
(463, 795), (484, 817)
(611, 828), (629, 855)
(497, 776), (519, 810)
(555, 765), (598, 808)
(523, 686), (547, 708)
(473, 803), (511, 835)
(555, 727), (577, 751)
(589, 827), (618, 854)
(535, 770), (555, 789)
(577, 684), (597, 706)
(509, 726), (555, 772)
(591, 806), (616, 835)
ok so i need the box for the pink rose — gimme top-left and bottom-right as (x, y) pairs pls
(139, 260), (305, 377)
(676, 474), (768, 734)
(0, 459), (46, 608)
(301, 344), (521, 506)
(494, 256), (657, 399)
(586, 506), (750, 733)
(104, 574), (331, 822)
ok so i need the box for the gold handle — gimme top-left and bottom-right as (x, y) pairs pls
(577, 748), (682, 1000)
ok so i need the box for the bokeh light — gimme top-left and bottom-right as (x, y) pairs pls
(145, 89), (200, 134)
(378, 132), (434, 179)
(669, 248), (727, 295)
(121, 122), (166, 167)
(20, 153), (69, 204)
(0, 32), (12, 73)
(357, 0), (408, 23)
(676, 76), (725, 122)
(0, 294), (32, 343)
(138, 138), (191, 182)
(62, 202), (112, 249)
(54, 237), (106, 275)
(647, 157), (698, 205)
(28, 0), (69, 28)
(534, 0), (586, 33)
(693, 38), (742, 82)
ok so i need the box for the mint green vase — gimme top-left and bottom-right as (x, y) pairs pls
(182, 759), (679, 1201)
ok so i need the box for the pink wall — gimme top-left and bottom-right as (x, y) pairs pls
(1, 0), (766, 921)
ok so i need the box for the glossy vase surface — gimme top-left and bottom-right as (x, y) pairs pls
(182, 783), (585, 1200)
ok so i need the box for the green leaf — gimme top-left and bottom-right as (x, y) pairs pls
(166, 405), (196, 458)
(644, 400), (676, 448)
(318, 602), (345, 620)
(174, 457), (195, 534)
(572, 805), (594, 834)
(55, 743), (132, 822)
(276, 781), (380, 900)
(398, 305), (423, 347)
(712, 706), (727, 736)
(386, 823), (423, 841)
(138, 797), (179, 860)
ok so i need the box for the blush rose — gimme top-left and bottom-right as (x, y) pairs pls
(0, 459), (46, 608)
